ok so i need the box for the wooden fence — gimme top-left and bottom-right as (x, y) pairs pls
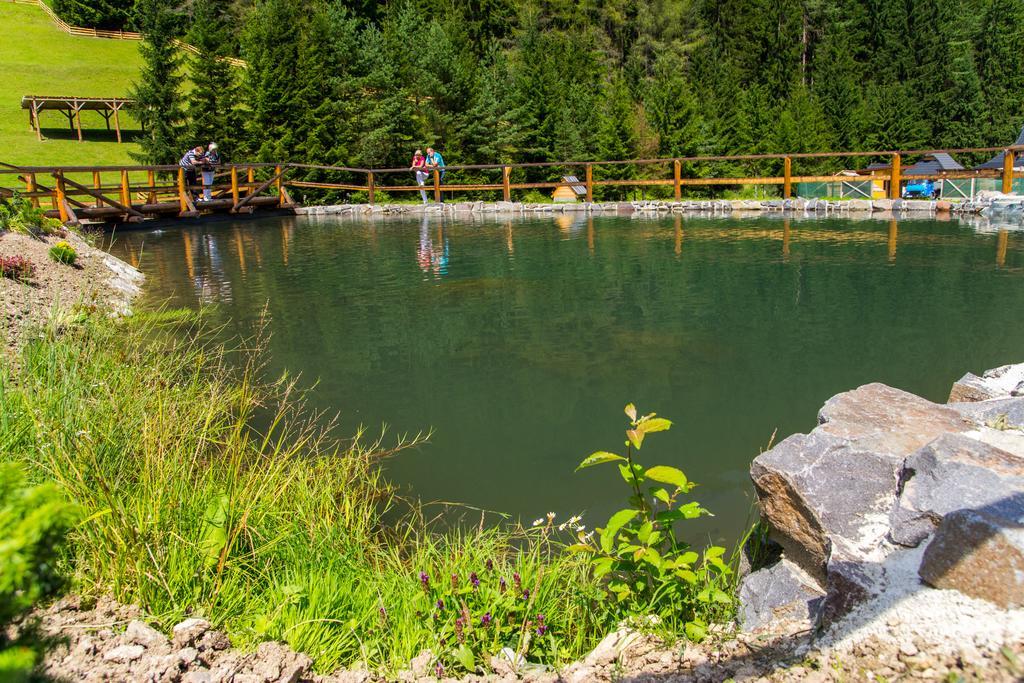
(4, 0), (246, 67)
(0, 145), (1021, 225)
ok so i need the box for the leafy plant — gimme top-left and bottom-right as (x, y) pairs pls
(572, 404), (734, 639)
(48, 241), (78, 266)
(0, 194), (62, 236)
(0, 463), (80, 681)
(0, 255), (36, 283)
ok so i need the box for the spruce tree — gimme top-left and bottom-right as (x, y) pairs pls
(129, 0), (186, 165)
(644, 54), (704, 158)
(186, 0), (241, 154)
(976, 0), (1024, 144)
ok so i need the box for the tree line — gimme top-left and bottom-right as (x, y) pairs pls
(122, 0), (1024, 199)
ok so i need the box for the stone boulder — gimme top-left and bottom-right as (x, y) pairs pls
(891, 433), (1024, 547)
(750, 431), (902, 583)
(817, 383), (972, 457)
(948, 363), (1024, 402)
(919, 507), (1024, 608)
(949, 396), (1024, 430)
(738, 558), (824, 632)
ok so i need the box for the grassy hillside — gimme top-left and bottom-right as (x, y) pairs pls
(0, 2), (142, 168)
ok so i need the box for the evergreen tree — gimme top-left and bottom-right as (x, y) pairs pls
(186, 0), (241, 154)
(53, 0), (132, 30)
(128, 0), (186, 165)
(644, 54), (704, 158)
(976, 0), (1024, 144)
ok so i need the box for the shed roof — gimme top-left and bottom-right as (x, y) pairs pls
(904, 152), (964, 174)
(976, 125), (1024, 170)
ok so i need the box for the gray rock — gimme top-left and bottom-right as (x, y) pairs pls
(948, 396), (1024, 430)
(919, 508), (1024, 608)
(103, 644), (146, 663)
(182, 671), (212, 683)
(817, 383), (971, 458)
(891, 433), (1024, 547)
(949, 363), (1024, 403)
(847, 199), (872, 212)
(125, 620), (168, 650)
(751, 430), (903, 581)
(172, 618), (211, 649)
(738, 558), (825, 632)
(872, 199), (893, 211)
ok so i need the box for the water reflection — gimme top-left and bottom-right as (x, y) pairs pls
(417, 215), (450, 277)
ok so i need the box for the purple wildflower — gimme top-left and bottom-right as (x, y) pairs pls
(522, 589), (531, 601)
(419, 571), (430, 592)
(451, 573), (459, 590)
(485, 558), (494, 571)
(435, 663), (445, 678)
(470, 572), (480, 590)
(480, 612), (492, 627)
(378, 606), (387, 623)
(513, 572), (522, 592)
(455, 617), (465, 643)
(535, 613), (547, 636)
(435, 598), (444, 610)
(499, 577), (507, 594)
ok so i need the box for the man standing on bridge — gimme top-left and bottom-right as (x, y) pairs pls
(180, 146), (205, 200)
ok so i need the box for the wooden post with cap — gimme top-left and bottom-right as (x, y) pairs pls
(120, 169), (131, 210)
(367, 171), (375, 204)
(783, 156), (792, 199)
(585, 163), (593, 203)
(502, 166), (511, 202)
(433, 169), (441, 204)
(673, 159), (682, 201)
(230, 166), (239, 208)
(275, 165), (284, 205)
(1002, 149), (1014, 195)
(889, 153), (902, 200)
(55, 171), (68, 223)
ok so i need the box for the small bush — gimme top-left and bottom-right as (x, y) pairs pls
(0, 195), (62, 236)
(0, 256), (36, 283)
(48, 241), (78, 266)
(0, 463), (80, 680)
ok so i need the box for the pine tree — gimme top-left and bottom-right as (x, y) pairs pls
(644, 54), (704, 158)
(53, 0), (132, 29)
(129, 0), (186, 165)
(976, 0), (1024, 144)
(186, 0), (241, 154)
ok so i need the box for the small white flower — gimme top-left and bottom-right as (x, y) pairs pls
(557, 522), (567, 531)
(568, 515), (582, 525)
(547, 511), (556, 520)
(532, 518), (545, 527)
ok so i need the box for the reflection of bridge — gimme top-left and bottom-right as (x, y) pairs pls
(1, 143), (1023, 226)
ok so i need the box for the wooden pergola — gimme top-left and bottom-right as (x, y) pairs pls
(21, 95), (135, 143)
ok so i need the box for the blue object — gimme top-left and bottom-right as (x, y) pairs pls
(903, 178), (937, 199)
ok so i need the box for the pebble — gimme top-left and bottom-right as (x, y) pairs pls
(900, 641), (919, 657)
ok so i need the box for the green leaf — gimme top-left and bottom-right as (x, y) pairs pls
(565, 544), (595, 553)
(685, 620), (707, 642)
(636, 521), (653, 544)
(646, 531), (663, 546)
(601, 508), (640, 553)
(592, 557), (614, 578)
(577, 451), (626, 470)
(652, 487), (671, 504)
(712, 589), (733, 604)
(454, 644), (476, 672)
(624, 403), (637, 421)
(198, 493), (230, 569)
(618, 463), (636, 485)
(644, 466), (688, 489)
(639, 417), (672, 433)
(704, 546), (726, 560)
(679, 551), (699, 565)
(674, 569), (698, 584)
(639, 547), (663, 570)
(626, 428), (644, 450)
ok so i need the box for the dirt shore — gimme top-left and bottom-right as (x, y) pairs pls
(0, 228), (143, 351)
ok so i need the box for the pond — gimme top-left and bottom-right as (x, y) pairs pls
(104, 212), (1024, 546)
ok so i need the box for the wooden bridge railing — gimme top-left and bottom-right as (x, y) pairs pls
(1, 144), (1022, 225)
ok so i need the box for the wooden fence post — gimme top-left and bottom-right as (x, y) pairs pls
(433, 169), (441, 204)
(247, 167), (255, 189)
(673, 159), (682, 201)
(1002, 149), (1013, 194)
(178, 167), (188, 213)
(367, 171), (375, 204)
(120, 169), (131, 210)
(147, 170), (156, 204)
(585, 163), (593, 203)
(783, 156), (792, 199)
(889, 153), (901, 200)
(93, 171), (103, 207)
(230, 166), (239, 207)
(55, 171), (68, 223)
(502, 165), (511, 202)
(26, 173), (39, 209)
(275, 165), (284, 204)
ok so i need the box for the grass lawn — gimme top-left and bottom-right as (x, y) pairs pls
(0, 2), (142, 169)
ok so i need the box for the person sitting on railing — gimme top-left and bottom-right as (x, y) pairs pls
(410, 149), (429, 204)
(179, 146), (205, 200)
(202, 142), (221, 201)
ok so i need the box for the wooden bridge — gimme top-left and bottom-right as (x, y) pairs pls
(0, 144), (1021, 227)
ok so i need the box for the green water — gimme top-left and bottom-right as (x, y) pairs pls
(105, 213), (1024, 545)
